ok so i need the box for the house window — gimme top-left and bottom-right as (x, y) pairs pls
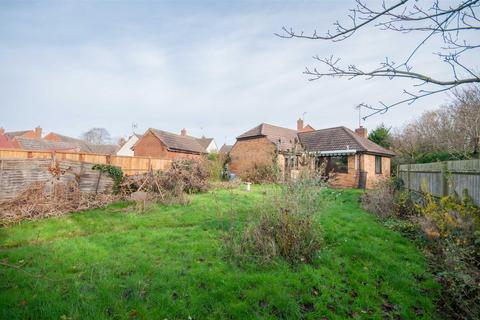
(375, 156), (382, 174)
(329, 156), (348, 174)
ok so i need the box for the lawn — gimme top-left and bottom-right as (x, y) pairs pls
(0, 186), (438, 319)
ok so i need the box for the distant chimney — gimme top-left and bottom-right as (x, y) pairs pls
(181, 128), (187, 136)
(35, 126), (42, 138)
(297, 118), (304, 131)
(0, 127), (4, 135)
(355, 126), (368, 138)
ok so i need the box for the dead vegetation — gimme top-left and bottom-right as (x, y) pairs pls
(0, 181), (115, 226)
(0, 159), (212, 224)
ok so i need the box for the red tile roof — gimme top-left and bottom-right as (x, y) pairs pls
(298, 126), (396, 157)
(237, 123), (298, 151)
(149, 129), (206, 154)
(0, 134), (15, 148)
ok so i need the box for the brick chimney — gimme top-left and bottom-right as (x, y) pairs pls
(180, 128), (187, 136)
(297, 118), (304, 131)
(0, 127), (4, 135)
(355, 126), (368, 138)
(34, 126), (42, 138)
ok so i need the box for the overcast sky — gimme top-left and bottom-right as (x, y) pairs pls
(0, 1), (476, 145)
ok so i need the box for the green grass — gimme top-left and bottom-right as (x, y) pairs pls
(0, 186), (438, 319)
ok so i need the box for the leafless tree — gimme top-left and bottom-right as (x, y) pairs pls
(277, 0), (480, 119)
(391, 86), (480, 159)
(82, 128), (111, 145)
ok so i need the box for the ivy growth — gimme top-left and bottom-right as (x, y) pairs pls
(92, 164), (123, 194)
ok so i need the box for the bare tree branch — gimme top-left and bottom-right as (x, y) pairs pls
(278, 0), (480, 119)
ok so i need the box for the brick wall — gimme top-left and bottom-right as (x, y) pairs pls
(133, 131), (202, 161)
(361, 154), (391, 189)
(329, 155), (359, 188)
(229, 137), (276, 177)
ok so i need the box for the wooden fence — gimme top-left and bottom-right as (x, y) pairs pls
(0, 158), (114, 201)
(398, 159), (480, 205)
(0, 148), (172, 175)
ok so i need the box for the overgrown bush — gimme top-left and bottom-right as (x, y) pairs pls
(120, 159), (210, 206)
(242, 164), (281, 184)
(362, 180), (480, 320)
(361, 179), (417, 219)
(205, 152), (230, 181)
(224, 170), (325, 265)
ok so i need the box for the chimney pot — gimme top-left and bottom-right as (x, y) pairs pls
(0, 127), (4, 135)
(297, 118), (304, 131)
(355, 126), (368, 138)
(181, 128), (187, 136)
(35, 126), (42, 138)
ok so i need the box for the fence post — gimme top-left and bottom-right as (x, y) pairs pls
(441, 161), (449, 197)
(407, 164), (411, 190)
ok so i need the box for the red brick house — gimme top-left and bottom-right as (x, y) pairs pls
(229, 119), (395, 189)
(132, 128), (207, 160)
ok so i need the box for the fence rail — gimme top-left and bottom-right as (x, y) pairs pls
(398, 159), (480, 205)
(0, 148), (172, 175)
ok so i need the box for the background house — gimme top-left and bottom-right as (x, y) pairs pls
(298, 126), (395, 189)
(219, 144), (233, 154)
(132, 128), (206, 160)
(229, 119), (395, 188)
(116, 134), (142, 156)
(13, 136), (80, 152)
(196, 137), (217, 153)
(44, 132), (119, 155)
(3, 126), (43, 140)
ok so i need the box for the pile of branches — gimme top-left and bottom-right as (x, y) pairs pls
(120, 159), (211, 204)
(0, 181), (115, 226)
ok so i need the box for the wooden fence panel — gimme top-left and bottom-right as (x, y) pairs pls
(0, 158), (113, 201)
(0, 148), (172, 175)
(399, 159), (480, 205)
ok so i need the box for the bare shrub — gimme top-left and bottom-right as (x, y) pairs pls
(224, 170), (325, 265)
(162, 159), (210, 193)
(361, 179), (417, 219)
(0, 181), (115, 226)
(242, 164), (281, 184)
(120, 159), (209, 207)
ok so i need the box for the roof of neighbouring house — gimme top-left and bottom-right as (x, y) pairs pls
(297, 126), (396, 157)
(219, 144), (233, 154)
(236, 123), (299, 151)
(14, 137), (79, 151)
(4, 130), (32, 140)
(196, 137), (214, 150)
(46, 132), (119, 154)
(0, 134), (15, 148)
(149, 129), (206, 154)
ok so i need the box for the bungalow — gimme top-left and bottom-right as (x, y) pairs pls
(132, 128), (207, 160)
(229, 119), (395, 189)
